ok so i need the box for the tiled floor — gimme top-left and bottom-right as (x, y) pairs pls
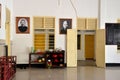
(77, 60), (96, 66)
(12, 66), (120, 80)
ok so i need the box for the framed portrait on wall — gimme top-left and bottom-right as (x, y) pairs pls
(0, 4), (1, 28)
(59, 18), (72, 34)
(16, 17), (30, 34)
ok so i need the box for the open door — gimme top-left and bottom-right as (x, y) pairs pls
(85, 35), (95, 59)
(95, 29), (105, 68)
(67, 29), (77, 67)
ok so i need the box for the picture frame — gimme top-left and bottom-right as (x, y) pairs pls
(59, 18), (72, 34)
(16, 17), (30, 34)
(0, 4), (1, 28)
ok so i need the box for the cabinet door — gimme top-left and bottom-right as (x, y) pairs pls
(67, 29), (77, 67)
(44, 17), (55, 28)
(77, 18), (86, 30)
(33, 17), (44, 29)
(86, 18), (97, 30)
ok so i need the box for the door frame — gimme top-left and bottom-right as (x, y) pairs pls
(77, 30), (96, 60)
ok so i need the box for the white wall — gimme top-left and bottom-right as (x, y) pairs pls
(12, 0), (57, 63)
(105, 45), (120, 63)
(100, 0), (120, 63)
(100, 0), (120, 28)
(75, 0), (98, 17)
(2, 0), (120, 64)
(0, 0), (13, 39)
(0, 0), (6, 39)
(75, 0), (98, 60)
(0, 0), (13, 56)
(74, 0), (98, 60)
(105, 0), (120, 23)
(11, 0), (99, 64)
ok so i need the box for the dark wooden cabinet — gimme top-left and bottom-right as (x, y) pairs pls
(46, 50), (65, 68)
(29, 50), (65, 68)
(29, 53), (46, 67)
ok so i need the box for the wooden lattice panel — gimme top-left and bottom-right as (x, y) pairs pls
(34, 34), (45, 51)
(77, 18), (86, 30)
(44, 17), (55, 28)
(86, 18), (97, 30)
(48, 34), (54, 49)
(33, 17), (44, 29)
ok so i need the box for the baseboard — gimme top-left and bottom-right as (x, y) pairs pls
(17, 63), (120, 68)
(17, 63), (67, 69)
(16, 64), (46, 69)
(16, 64), (29, 69)
(106, 63), (120, 67)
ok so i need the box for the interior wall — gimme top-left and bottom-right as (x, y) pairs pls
(77, 31), (95, 60)
(11, 0), (98, 64)
(1, 0), (120, 64)
(0, 0), (12, 39)
(105, 45), (120, 63)
(0, 0), (13, 56)
(105, 0), (120, 23)
(74, 0), (98, 17)
(12, 0), (58, 63)
(0, 0), (6, 39)
(100, 0), (120, 63)
(100, 0), (120, 28)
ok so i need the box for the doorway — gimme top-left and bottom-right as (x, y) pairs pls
(85, 35), (94, 59)
(77, 31), (96, 66)
(67, 29), (105, 67)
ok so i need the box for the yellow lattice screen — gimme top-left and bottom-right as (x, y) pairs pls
(34, 34), (45, 51)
